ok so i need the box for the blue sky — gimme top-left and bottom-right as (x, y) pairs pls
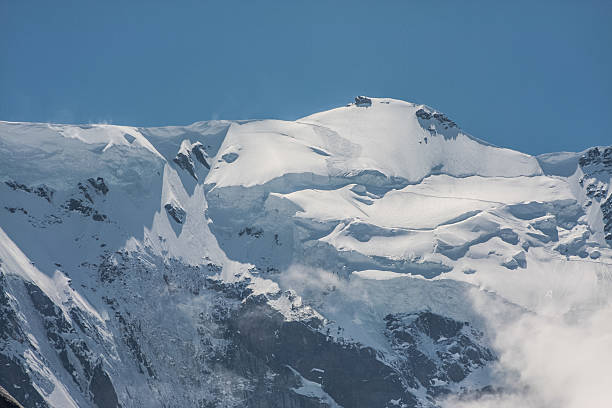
(1, 0), (610, 154)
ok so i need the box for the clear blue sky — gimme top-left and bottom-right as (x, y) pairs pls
(1, 1), (611, 154)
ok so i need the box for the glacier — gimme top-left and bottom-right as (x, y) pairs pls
(0, 97), (610, 408)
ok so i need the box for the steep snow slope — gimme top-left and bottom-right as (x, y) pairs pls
(207, 98), (541, 191)
(298, 98), (541, 181)
(1, 97), (611, 408)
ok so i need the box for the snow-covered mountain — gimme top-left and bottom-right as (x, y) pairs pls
(1, 97), (610, 408)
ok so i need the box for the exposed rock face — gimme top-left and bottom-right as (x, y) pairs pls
(578, 146), (612, 244)
(23, 281), (120, 407)
(89, 362), (120, 408)
(63, 198), (107, 222)
(192, 142), (211, 169)
(226, 301), (417, 408)
(384, 312), (494, 397)
(5, 180), (53, 202)
(0, 352), (47, 408)
(432, 113), (457, 129)
(221, 152), (239, 163)
(57, 177), (110, 222)
(173, 140), (212, 179)
(0, 385), (26, 408)
(1, 272), (104, 408)
(87, 177), (109, 195)
(415, 108), (457, 129)
(164, 202), (186, 224)
(173, 150), (197, 180)
(578, 146), (612, 169)
(415, 107), (459, 141)
(0, 273), (25, 344)
(416, 108), (432, 120)
(354, 95), (372, 107)
(603, 196), (612, 242)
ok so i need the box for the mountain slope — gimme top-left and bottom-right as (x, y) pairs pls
(1, 97), (610, 408)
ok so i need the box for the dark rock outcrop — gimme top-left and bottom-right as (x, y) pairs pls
(0, 354), (48, 408)
(433, 112), (457, 128)
(4, 181), (53, 202)
(221, 152), (239, 163)
(89, 362), (120, 408)
(578, 146), (612, 244)
(87, 177), (109, 195)
(192, 142), (211, 169)
(579, 146), (612, 168)
(602, 195), (612, 242)
(0, 385), (26, 408)
(354, 96), (372, 107)
(416, 108), (432, 120)
(384, 311), (494, 396)
(0, 274), (25, 343)
(173, 151), (197, 180)
(164, 203), (186, 224)
(63, 198), (107, 222)
(225, 302), (417, 408)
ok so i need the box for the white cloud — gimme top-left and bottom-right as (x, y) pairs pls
(443, 292), (612, 408)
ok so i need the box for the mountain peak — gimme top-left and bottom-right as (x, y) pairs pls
(1, 97), (610, 408)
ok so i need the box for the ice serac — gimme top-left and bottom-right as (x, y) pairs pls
(0, 98), (610, 408)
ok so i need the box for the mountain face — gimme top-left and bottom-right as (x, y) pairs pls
(0, 97), (610, 408)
